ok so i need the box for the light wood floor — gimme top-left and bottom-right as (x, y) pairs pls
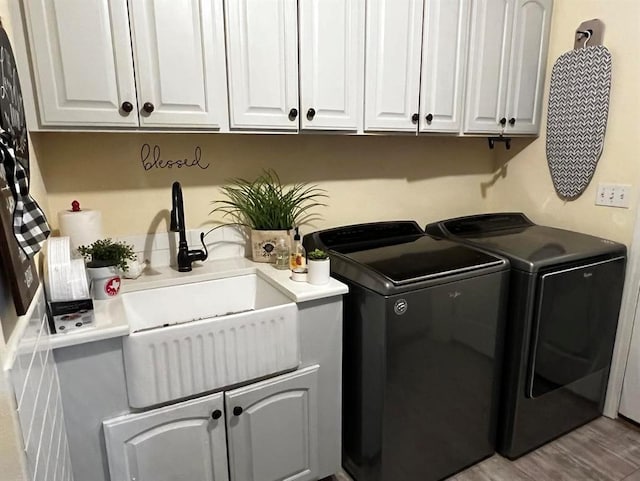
(329, 416), (640, 481)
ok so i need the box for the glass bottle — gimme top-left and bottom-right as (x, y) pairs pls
(274, 238), (290, 270)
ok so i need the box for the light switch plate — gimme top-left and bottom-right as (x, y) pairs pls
(595, 183), (632, 208)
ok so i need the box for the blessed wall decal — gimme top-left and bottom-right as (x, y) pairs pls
(140, 144), (210, 171)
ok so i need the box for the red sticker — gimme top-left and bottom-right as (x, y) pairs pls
(104, 277), (121, 297)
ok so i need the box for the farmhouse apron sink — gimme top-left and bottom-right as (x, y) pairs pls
(121, 273), (299, 408)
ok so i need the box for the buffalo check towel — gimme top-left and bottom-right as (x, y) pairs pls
(0, 128), (50, 258)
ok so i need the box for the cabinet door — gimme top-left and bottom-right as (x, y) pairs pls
(464, 0), (515, 133)
(225, 0), (299, 130)
(505, 0), (553, 134)
(226, 365), (319, 481)
(103, 392), (229, 481)
(364, 0), (424, 132)
(23, 0), (138, 127)
(419, 0), (471, 133)
(299, 0), (364, 131)
(129, 0), (229, 129)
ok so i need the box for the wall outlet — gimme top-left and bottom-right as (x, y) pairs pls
(595, 183), (632, 208)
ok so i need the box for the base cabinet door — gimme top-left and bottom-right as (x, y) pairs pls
(226, 365), (319, 481)
(103, 392), (229, 481)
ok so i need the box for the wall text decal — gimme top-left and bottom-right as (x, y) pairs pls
(140, 144), (210, 171)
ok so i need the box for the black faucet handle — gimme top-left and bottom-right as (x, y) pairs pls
(198, 232), (208, 261)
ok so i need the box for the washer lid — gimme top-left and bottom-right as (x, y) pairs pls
(426, 213), (626, 272)
(335, 235), (504, 285)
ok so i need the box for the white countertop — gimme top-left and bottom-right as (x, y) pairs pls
(49, 257), (348, 350)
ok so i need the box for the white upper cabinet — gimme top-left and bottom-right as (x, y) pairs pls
(128, 0), (228, 129)
(419, 0), (471, 133)
(464, 0), (552, 134)
(464, 0), (514, 133)
(299, 0), (365, 131)
(104, 392), (229, 481)
(226, 366), (319, 481)
(23, 0), (138, 126)
(24, 0), (227, 128)
(225, 0), (299, 130)
(365, 0), (473, 134)
(505, 0), (553, 134)
(365, 0), (424, 132)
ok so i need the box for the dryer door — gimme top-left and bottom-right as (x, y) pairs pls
(527, 256), (626, 398)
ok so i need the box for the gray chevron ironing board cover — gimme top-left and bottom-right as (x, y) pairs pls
(546, 45), (612, 200)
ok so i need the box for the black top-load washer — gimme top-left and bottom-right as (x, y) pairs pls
(305, 221), (509, 481)
(426, 213), (627, 459)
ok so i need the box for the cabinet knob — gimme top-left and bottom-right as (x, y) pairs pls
(499, 117), (507, 126)
(142, 102), (155, 114)
(426, 113), (434, 123)
(121, 101), (133, 114)
(509, 118), (516, 126)
(233, 406), (243, 416)
(306, 108), (316, 121)
(411, 113), (419, 124)
(211, 409), (222, 420)
(288, 108), (298, 121)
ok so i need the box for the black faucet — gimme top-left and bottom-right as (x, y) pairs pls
(170, 181), (208, 272)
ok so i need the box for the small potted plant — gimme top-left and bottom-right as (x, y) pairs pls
(307, 248), (331, 285)
(78, 239), (136, 299)
(211, 169), (327, 262)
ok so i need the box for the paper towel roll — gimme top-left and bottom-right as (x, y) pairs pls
(58, 209), (103, 252)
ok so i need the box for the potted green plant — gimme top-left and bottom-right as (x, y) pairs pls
(78, 239), (136, 299)
(211, 169), (327, 262)
(307, 248), (331, 285)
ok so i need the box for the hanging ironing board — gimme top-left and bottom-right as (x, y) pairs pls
(546, 38), (612, 200)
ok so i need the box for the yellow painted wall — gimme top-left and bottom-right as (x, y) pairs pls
(34, 132), (504, 237)
(487, 0), (640, 244)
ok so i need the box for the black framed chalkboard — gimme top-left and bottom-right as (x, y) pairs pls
(0, 25), (38, 315)
(0, 26), (28, 178)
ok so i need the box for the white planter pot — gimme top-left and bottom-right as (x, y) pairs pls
(87, 265), (122, 300)
(250, 229), (291, 263)
(307, 258), (330, 285)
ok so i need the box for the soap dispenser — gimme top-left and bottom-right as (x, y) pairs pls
(290, 227), (306, 271)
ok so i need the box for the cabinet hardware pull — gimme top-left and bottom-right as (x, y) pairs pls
(288, 108), (298, 121)
(411, 113), (419, 124)
(121, 101), (133, 114)
(499, 117), (507, 126)
(509, 118), (516, 126)
(233, 406), (243, 416)
(211, 409), (222, 420)
(143, 102), (155, 114)
(306, 108), (316, 121)
(426, 113), (433, 123)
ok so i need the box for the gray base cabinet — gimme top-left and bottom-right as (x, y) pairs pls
(54, 296), (342, 481)
(103, 392), (229, 481)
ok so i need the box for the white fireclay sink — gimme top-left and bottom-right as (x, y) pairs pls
(121, 274), (300, 408)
